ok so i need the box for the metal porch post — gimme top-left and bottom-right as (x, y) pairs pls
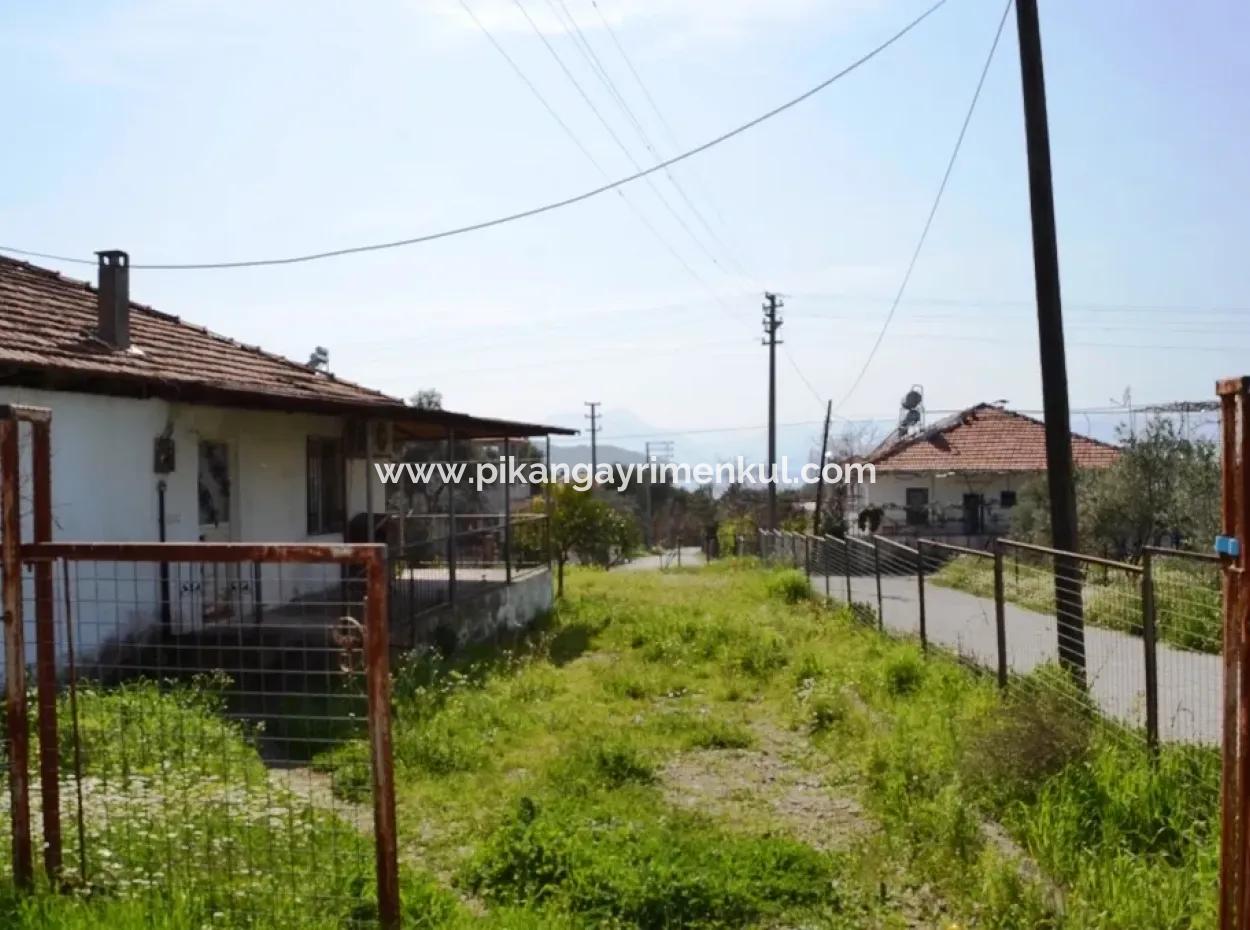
(446, 428), (456, 607)
(504, 438), (512, 585)
(544, 436), (553, 570)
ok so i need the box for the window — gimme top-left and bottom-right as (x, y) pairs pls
(905, 487), (929, 526)
(1000, 489), (1018, 508)
(307, 437), (345, 535)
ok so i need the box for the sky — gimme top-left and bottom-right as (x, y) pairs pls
(2, 0), (1247, 462)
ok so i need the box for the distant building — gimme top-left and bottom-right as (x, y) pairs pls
(856, 403), (1119, 544)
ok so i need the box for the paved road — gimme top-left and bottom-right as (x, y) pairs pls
(617, 547), (706, 572)
(809, 571), (1220, 745)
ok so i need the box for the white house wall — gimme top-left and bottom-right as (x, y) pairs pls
(861, 471), (1037, 536)
(0, 386), (348, 667)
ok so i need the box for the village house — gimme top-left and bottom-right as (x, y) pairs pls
(855, 402), (1120, 545)
(0, 251), (572, 662)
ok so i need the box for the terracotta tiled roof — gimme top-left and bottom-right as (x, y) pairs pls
(0, 255), (574, 437)
(867, 404), (1120, 473)
(0, 254), (404, 410)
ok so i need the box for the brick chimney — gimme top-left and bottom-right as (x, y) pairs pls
(96, 250), (130, 349)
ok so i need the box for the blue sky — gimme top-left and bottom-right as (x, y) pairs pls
(3, 0), (1247, 459)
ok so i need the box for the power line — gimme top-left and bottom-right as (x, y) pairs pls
(789, 292), (1250, 316)
(832, 0), (1011, 412)
(458, 0), (731, 309)
(0, 0), (949, 271)
(511, 0), (737, 292)
(590, 1), (683, 159)
(560, 0), (753, 281)
(783, 345), (828, 409)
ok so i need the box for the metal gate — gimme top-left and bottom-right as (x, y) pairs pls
(1, 405), (400, 927)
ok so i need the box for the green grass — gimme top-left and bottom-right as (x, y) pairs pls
(4, 562), (1218, 928)
(2, 677), (471, 930)
(932, 553), (1222, 653)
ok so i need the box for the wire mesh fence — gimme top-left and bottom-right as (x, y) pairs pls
(2, 543), (397, 927)
(759, 528), (1224, 752)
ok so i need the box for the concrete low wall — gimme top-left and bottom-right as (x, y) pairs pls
(391, 568), (554, 653)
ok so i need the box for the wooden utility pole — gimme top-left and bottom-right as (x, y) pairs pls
(584, 402), (601, 477)
(644, 440), (673, 548)
(1014, 0), (1085, 675)
(812, 400), (832, 536)
(762, 293), (783, 531)
(1217, 376), (1250, 930)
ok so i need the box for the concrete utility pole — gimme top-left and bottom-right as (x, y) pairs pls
(1014, 0), (1085, 676)
(584, 402), (601, 477)
(762, 293), (783, 531)
(812, 400), (832, 536)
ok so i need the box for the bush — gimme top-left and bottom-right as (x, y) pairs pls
(960, 668), (1092, 808)
(766, 569), (811, 604)
(882, 650), (926, 697)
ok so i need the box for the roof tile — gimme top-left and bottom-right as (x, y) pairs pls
(868, 404), (1120, 472)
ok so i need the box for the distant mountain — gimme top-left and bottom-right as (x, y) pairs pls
(545, 443), (647, 468)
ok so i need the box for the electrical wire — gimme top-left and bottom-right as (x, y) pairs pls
(788, 292), (1250, 316)
(458, 0), (735, 312)
(0, 0), (948, 271)
(554, 0), (754, 281)
(783, 345), (829, 408)
(511, 0), (735, 287)
(831, 0), (1011, 412)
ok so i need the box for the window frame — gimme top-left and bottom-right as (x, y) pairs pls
(904, 487), (929, 526)
(306, 436), (346, 536)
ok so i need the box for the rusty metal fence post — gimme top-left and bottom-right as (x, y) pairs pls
(843, 538), (852, 604)
(1217, 375), (1249, 930)
(1141, 548), (1161, 754)
(31, 416), (62, 882)
(364, 547), (401, 929)
(916, 539), (928, 652)
(803, 535), (811, 580)
(872, 536), (883, 631)
(0, 414), (33, 888)
(822, 536), (832, 602)
(992, 540), (1008, 689)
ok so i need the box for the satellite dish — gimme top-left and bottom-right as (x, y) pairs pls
(901, 408), (921, 428)
(902, 386), (923, 410)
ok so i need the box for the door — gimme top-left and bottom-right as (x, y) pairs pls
(962, 493), (984, 534)
(193, 440), (254, 625)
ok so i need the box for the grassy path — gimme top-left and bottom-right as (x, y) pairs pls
(4, 561), (1218, 928)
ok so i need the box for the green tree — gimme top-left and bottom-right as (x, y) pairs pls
(1011, 416), (1219, 556)
(529, 484), (640, 596)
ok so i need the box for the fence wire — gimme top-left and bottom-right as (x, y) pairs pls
(4, 554), (392, 927)
(756, 529), (1224, 753)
